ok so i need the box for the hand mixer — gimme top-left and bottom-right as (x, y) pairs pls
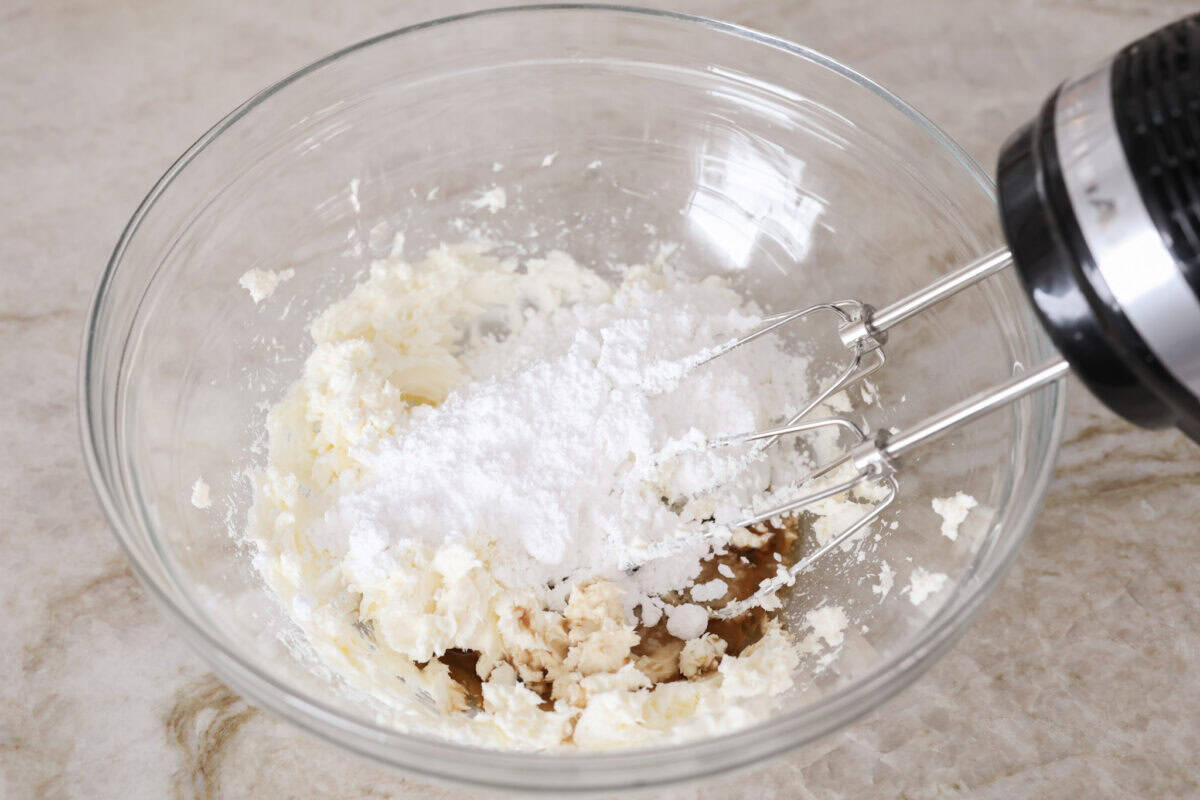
(708, 13), (1200, 618)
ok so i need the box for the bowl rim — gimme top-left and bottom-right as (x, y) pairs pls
(79, 3), (1067, 792)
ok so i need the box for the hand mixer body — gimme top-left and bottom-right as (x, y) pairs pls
(998, 14), (1200, 441)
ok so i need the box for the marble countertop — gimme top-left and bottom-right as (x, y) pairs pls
(4, 0), (1199, 797)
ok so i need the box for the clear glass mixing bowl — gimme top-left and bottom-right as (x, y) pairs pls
(81, 5), (1065, 792)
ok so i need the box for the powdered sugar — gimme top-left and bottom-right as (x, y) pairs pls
(665, 604), (710, 640)
(690, 578), (729, 603)
(872, 560), (896, 601)
(311, 261), (819, 613)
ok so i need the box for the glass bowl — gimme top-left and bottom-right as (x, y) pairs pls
(81, 5), (1064, 793)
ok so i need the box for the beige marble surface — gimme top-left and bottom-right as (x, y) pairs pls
(4, 0), (1200, 797)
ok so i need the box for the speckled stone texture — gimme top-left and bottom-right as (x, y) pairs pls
(2, 1), (1198, 798)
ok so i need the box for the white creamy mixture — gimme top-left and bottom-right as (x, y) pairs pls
(245, 243), (879, 749)
(932, 491), (979, 541)
(906, 567), (949, 606)
(238, 267), (294, 304)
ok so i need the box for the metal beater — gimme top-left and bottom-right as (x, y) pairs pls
(709, 14), (1200, 617)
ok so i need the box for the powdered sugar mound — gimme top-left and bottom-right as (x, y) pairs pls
(313, 264), (815, 612)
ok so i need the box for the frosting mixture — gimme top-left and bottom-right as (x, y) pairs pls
(244, 243), (875, 748)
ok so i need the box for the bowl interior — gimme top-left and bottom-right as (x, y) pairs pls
(85, 6), (1061, 791)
